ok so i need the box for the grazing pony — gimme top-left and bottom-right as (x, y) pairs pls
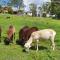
(4, 25), (15, 45)
(19, 26), (29, 41)
(24, 29), (56, 52)
(16, 26), (38, 46)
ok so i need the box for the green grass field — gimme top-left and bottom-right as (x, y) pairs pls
(0, 14), (60, 60)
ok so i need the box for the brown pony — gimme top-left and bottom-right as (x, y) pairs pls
(19, 26), (29, 41)
(16, 26), (38, 46)
(4, 25), (15, 45)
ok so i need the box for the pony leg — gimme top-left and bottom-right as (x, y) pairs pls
(34, 40), (36, 49)
(51, 37), (55, 50)
(36, 40), (39, 51)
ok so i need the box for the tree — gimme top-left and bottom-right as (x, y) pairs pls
(29, 3), (37, 16)
(50, 0), (60, 18)
(42, 2), (51, 14)
(0, 5), (2, 9)
(42, 2), (51, 17)
(8, 0), (23, 9)
(0, 5), (2, 13)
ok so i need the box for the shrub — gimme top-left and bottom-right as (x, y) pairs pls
(8, 7), (13, 14)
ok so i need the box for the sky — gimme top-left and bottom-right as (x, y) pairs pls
(0, 0), (51, 11)
(0, 0), (9, 6)
(0, 0), (51, 6)
(23, 0), (51, 12)
(23, 0), (51, 5)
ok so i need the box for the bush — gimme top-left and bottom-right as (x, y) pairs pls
(51, 3), (60, 19)
(42, 12), (46, 17)
(8, 7), (13, 14)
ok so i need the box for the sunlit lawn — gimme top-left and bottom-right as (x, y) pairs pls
(0, 14), (60, 60)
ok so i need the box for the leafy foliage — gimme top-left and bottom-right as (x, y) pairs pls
(51, 1), (60, 18)
(8, 0), (23, 8)
(29, 3), (37, 16)
(8, 7), (13, 14)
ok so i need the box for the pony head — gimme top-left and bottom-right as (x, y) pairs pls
(24, 42), (31, 52)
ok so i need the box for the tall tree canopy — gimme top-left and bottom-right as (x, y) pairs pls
(51, 0), (60, 18)
(29, 3), (37, 16)
(8, 0), (23, 8)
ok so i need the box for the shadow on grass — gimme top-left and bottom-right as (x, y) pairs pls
(16, 39), (25, 47)
(30, 46), (48, 50)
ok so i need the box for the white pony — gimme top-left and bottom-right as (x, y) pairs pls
(24, 29), (56, 52)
